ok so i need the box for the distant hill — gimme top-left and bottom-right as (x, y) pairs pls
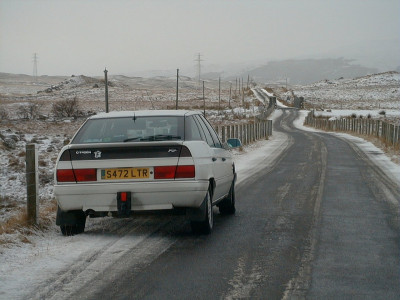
(244, 58), (379, 85)
(273, 71), (399, 110)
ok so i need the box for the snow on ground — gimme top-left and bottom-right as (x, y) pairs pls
(312, 109), (399, 123)
(1, 71), (399, 299)
(1, 108), (399, 300)
(277, 71), (400, 111)
(294, 110), (400, 185)
(0, 110), (286, 299)
(234, 110), (287, 184)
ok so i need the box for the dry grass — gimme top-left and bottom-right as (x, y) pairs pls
(0, 208), (29, 235)
(8, 155), (24, 170)
(0, 199), (57, 245)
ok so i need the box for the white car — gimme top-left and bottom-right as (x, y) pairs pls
(54, 110), (237, 235)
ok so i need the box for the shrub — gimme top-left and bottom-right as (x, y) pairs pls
(52, 97), (81, 118)
(378, 110), (386, 116)
(17, 102), (42, 119)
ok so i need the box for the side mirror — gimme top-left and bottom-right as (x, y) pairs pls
(226, 138), (242, 149)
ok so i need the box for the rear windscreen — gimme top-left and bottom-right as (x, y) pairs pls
(72, 116), (184, 144)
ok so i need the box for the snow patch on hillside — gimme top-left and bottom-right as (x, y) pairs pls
(280, 72), (400, 110)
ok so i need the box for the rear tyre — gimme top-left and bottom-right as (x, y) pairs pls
(58, 209), (86, 236)
(218, 181), (236, 215)
(191, 189), (213, 234)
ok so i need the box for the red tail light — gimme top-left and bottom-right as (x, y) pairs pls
(57, 169), (97, 182)
(74, 169), (97, 182)
(57, 169), (76, 182)
(154, 165), (195, 179)
(175, 165), (195, 178)
(154, 166), (176, 179)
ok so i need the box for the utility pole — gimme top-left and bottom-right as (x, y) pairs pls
(203, 81), (205, 117)
(104, 68), (109, 113)
(218, 77), (221, 115)
(32, 53), (38, 81)
(229, 83), (232, 108)
(247, 74), (250, 89)
(176, 68), (179, 110)
(242, 86), (245, 107)
(235, 78), (238, 97)
(195, 53), (203, 84)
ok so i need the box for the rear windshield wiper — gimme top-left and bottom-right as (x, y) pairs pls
(124, 135), (181, 142)
(153, 134), (181, 141)
(123, 137), (142, 142)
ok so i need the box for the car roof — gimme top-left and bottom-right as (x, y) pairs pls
(89, 110), (201, 119)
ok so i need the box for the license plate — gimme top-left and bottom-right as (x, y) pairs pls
(101, 168), (150, 180)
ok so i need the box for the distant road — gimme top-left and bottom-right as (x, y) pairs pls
(32, 109), (400, 299)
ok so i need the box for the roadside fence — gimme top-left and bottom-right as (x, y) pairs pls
(304, 111), (400, 149)
(215, 120), (273, 145)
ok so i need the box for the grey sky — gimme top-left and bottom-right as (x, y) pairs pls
(1, 0), (399, 76)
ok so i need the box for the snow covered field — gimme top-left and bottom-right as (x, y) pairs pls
(0, 71), (399, 299)
(277, 71), (400, 113)
(0, 73), (265, 226)
(0, 107), (399, 299)
(0, 110), (288, 299)
(0, 71), (398, 226)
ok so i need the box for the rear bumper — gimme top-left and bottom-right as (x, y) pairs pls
(54, 180), (209, 212)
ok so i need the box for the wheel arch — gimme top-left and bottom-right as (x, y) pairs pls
(209, 178), (215, 200)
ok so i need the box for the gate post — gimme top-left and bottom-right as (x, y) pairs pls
(26, 143), (39, 225)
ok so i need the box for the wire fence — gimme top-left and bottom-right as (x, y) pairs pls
(215, 120), (273, 145)
(304, 111), (400, 149)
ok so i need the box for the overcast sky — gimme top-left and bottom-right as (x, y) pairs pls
(1, 0), (399, 76)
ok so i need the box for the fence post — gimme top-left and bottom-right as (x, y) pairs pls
(26, 143), (39, 225)
(245, 124), (248, 143)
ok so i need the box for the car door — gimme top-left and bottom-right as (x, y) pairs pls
(194, 115), (233, 202)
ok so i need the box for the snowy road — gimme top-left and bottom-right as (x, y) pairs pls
(1, 108), (399, 299)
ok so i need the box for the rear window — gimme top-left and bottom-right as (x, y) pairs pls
(72, 116), (184, 144)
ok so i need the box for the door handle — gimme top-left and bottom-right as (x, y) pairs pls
(212, 157), (217, 162)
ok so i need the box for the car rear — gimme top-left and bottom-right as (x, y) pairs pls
(54, 111), (209, 215)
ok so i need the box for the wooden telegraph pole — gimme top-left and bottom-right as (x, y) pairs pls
(176, 69), (179, 110)
(218, 77), (221, 115)
(203, 81), (205, 117)
(104, 68), (109, 113)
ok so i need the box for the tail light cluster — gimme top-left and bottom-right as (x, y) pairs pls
(56, 146), (195, 183)
(57, 169), (97, 182)
(154, 165), (195, 179)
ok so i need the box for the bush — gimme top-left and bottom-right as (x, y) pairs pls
(17, 102), (42, 119)
(52, 97), (81, 118)
(378, 110), (386, 116)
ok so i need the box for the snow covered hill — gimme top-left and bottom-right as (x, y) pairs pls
(279, 71), (399, 110)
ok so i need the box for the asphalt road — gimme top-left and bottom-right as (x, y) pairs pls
(64, 109), (399, 300)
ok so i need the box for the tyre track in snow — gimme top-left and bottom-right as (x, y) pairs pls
(27, 215), (182, 300)
(224, 109), (327, 299)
